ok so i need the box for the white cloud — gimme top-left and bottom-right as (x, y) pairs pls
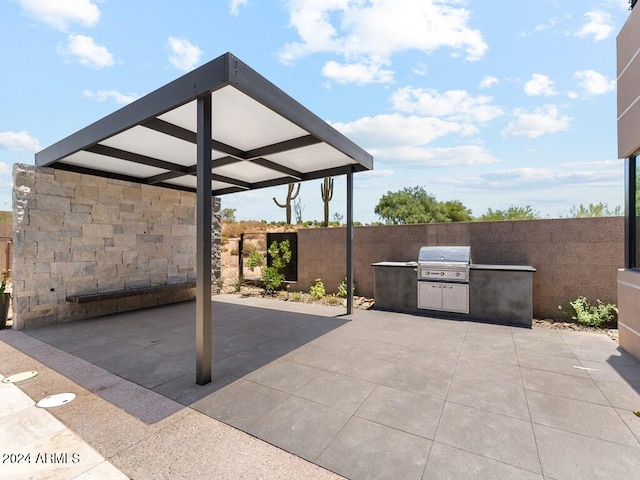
(59, 34), (114, 68)
(501, 105), (572, 138)
(518, 16), (559, 37)
(413, 63), (428, 76)
(479, 76), (499, 89)
(322, 60), (393, 85)
(358, 169), (394, 178)
(524, 73), (556, 97)
(229, 0), (249, 15)
(574, 69), (615, 95)
(331, 113), (471, 148)
(279, 0), (487, 84)
(327, 86), (504, 166)
(481, 166), (620, 188)
(440, 161), (621, 194)
(373, 145), (498, 167)
(575, 11), (612, 41)
(390, 87), (503, 123)
(0, 131), (42, 152)
(168, 36), (202, 71)
(330, 113), (497, 166)
(82, 89), (138, 105)
(18, 0), (100, 31)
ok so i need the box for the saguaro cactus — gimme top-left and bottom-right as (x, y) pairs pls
(321, 176), (334, 227)
(273, 183), (300, 224)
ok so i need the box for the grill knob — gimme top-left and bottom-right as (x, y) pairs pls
(456, 272), (460, 277)
(440, 272), (445, 276)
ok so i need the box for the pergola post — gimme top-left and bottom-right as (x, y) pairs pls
(196, 94), (212, 385)
(346, 170), (354, 314)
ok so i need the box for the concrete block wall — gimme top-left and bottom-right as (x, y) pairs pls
(12, 163), (221, 328)
(296, 217), (624, 319)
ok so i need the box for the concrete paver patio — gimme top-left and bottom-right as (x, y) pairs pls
(2, 294), (640, 479)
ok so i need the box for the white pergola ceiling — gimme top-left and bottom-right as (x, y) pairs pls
(35, 53), (373, 194)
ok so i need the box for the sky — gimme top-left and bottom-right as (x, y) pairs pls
(0, 0), (634, 223)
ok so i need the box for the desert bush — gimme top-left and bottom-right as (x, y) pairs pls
(246, 250), (264, 271)
(309, 278), (326, 300)
(290, 291), (303, 302)
(231, 275), (244, 293)
(567, 296), (618, 328)
(337, 278), (356, 298)
(262, 240), (292, 291)
(325, 294), (343, 306)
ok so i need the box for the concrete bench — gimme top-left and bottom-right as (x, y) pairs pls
(66, 282), (197, 304)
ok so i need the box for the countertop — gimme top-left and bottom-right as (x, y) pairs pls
(371, 261), (535, 272)
(371, 261), (417, 267)
(470, 264), (536, 272)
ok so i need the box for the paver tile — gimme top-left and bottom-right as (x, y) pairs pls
(526, 390), (638, 446)
(435, 402), (541, 474)
(355, 384), (444, 439)
(317, 416), (432, 480)
(423, 442), (543, 480)
(534, 423), (640, 480)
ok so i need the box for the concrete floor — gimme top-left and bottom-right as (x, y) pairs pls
(2, 294), (640, 479)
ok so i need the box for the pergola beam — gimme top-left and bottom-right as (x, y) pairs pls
(196, 94), (212, 385)
(346, 170), (354, 314)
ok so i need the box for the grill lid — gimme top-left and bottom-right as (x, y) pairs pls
(418, 246), (471, 264)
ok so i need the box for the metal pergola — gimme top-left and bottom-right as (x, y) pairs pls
(35, 52), (373, 385)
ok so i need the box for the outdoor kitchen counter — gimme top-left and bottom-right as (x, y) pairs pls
(371, 262), (420, 314)
(372, 262), (536, 327)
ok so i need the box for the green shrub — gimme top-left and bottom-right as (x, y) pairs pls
(337, 278), (356, 298)
(261, 240), (292, 292)
(290, 291), (303, 302)
(262, 266), (284, 291)
(568, 296), (618, 328)
(231, 275), (244, 293)
(246, 250), (264, 271)
(309, 278), (325, 300)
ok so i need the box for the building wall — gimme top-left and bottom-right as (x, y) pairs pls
(617, 3), (640, 158)
(297, 217), (623, 319)
(617, 4), (640, 359)
(12, 163), (221, 328)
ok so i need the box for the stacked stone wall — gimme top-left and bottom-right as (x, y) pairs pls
(12, 163), (221, 328)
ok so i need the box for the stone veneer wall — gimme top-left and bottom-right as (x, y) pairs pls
(296, 217), (623, 319)
(12, 163), (221, 328)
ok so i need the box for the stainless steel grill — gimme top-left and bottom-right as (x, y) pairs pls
(417, 246), (471, 313)
(417, 246), (471, 283)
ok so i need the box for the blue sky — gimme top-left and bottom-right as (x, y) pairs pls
(0, 0), (632, 223)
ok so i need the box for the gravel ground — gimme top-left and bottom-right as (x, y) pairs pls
(533, 318), (618, 342)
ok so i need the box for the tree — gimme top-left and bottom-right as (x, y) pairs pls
(374, 186), (470, 224)
(221, 207), (236, 222)
(567, 202), (622, 217)
(293, 197), (305, 224)
(441, 200), (472, 222)
(478, 205), (540, 221)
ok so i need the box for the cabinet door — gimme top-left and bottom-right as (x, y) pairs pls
(418, 282), (442, 310)
(441, 284), (469, 313)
